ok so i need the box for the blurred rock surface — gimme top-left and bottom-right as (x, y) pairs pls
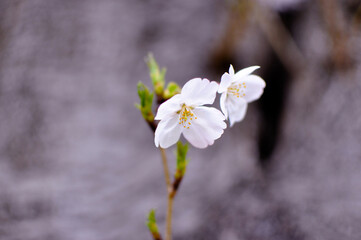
(0, 0), (360, 240)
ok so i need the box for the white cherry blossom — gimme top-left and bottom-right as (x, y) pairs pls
(218, 65), (266, 126)
(155, 78), (226, 149)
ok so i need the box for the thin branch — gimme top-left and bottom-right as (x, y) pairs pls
(151, 231), (163, 240)
(352, 2), (361, 30)
(147, 120), (157, 132)
(253, 1), (306, 75)
(159, 148), (173, 240)
(209, 0), (252, 69)
(159, 148), (171, 190)
(171, 177), (182, 198)
(165, 194), (174, 240)
(317, 0), (351, 70)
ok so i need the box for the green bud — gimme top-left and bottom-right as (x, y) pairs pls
(175, 141), (189, 180)
(163, 82), (181, 99)
(136, 82), (154, 122)
(146, 209), (161, 239)
(146, 53), (166, 96)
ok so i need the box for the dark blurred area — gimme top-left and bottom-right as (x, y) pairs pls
(0, 0), (361, 239)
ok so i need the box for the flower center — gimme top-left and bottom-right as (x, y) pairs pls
(228, 82), (246, 98)
(178, 104), (197, 129)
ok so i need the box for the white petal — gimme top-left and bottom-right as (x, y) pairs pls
(154, 115), (182, 148)
(183, 106), (226, 148)
(233, 66), (260, 82)
(229, 64), (235, 75)
(226, 96), (248, 127)
(242, 75), (266, 103)
(155, 94), (182, 120)
(183, 124), (209, 148)
(181, 78), (218, 106)
(220, 92), (228, 118)
(218, 73), (232, 93)
(193, 106), (226, 125)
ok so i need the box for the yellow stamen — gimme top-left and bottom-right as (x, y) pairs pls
(178, 104), (196, 129)
(228, 82), (246, 98)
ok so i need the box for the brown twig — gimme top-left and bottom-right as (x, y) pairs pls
(352, 2), (361, 30)
(150, 232), (163, 240)
(209, 0), (252, 71)
(165, 193), (174, 240)
(147, 120), (157, 132)
(159, 147), (186, 240)
(170, 177), (182, 198)
(317, 0), (352, 70)
(165, 175), (184, 240)
(159, 148), (171, 190)
(159, 148), (173, 240)
(253, 1), (306, 75)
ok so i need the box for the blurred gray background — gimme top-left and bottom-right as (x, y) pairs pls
(0, 0), (361, 239)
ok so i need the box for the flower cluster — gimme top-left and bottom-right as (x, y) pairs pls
(154, 65), (266, 149)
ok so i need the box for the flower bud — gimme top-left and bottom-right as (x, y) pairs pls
(146, 53), (166, 96)
(136, 82), (154, 122)
(146, 209), (162, 240)
(175, 141), (188, 180)
(163, 82), (181, 99)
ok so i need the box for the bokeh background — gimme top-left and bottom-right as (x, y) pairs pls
(0, 0), (361, 239)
